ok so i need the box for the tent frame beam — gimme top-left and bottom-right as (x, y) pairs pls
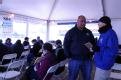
(46, 0), (58, 41)
(48, 0), (58, 20)
(101, 0), (106, 16)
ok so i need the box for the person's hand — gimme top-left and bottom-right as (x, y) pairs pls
(84, 42), (94, 52)
(84, 42), (93, 50)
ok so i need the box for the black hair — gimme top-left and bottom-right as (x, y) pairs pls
(24, 37), (29, 40)
(32, 39), (37, 43)
(6, 38), (11, 41)
(43, 43), (53, 52)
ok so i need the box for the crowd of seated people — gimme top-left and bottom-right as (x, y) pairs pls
(0, 37), (67, 80)
(0, 36), (43, 60)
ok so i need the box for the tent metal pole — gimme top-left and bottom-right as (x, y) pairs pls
(48, 0), (58, 20)
(0, 0), (2, 4)
(46, 20), (50, 41)
(46, 0), (58, 41)
(26, 20), (29, 37)
(101, 0), (106, 16)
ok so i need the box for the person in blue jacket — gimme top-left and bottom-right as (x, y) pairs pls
(94, 16), (118, 80)
(64, 15), (96, 80)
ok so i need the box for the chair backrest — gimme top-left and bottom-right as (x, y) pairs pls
(21, 51), (29, 56)
(43, 63), (59, 80)
(24, 45), (30, 50)
(2, 53), (17, 60)
(59, 59), (70, 67)
(47, 64), (59, 74)
(20, 50), (30, 59)
(2, 53), (17, 64)
(110, 63), (121, 79)
(7, 59), (25, 71)
(111, 63), (121, 70)
(43, 59), (70, 80)
(1, 59), (26, 80)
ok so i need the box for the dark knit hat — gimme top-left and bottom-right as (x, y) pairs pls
(99, 16), (111, 24)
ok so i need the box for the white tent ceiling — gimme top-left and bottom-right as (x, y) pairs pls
(0, 0), (121, 20)
(0, 0), (121, 44)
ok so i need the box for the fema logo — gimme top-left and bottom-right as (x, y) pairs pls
(86, 33), (90, 36)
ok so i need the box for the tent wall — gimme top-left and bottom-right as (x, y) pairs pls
(105, 0), (121, 19)
(112, 19), (121, 44)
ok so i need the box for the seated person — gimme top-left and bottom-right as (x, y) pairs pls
(0, 39), (12, 72)
(55, 39), (66, 62)
(23, 37), (31, 51)
(27, 39), (42, 65)
(26, 42), (57, 80)
(54, 39), (66, 75)
(37, 36), (43, 45)
(11, 40), (24, 59)
(31, 39), (42, 57)
(4, 38), (13, 48)
(0, 39), (12, 65)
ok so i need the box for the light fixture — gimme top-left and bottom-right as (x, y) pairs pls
(8, 13), (14, 18)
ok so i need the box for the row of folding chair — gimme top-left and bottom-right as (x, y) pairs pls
(19, 50), (30, 59)
(0, 50), (30, 80)
(0, 53), (17, 67)
(0, 50), (30, 71)
(0, 59), (26, 80)
(0, 50), (30, 64)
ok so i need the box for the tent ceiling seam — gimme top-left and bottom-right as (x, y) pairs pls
(48, 0), (58, 20)
(101, 0), (106, 16)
